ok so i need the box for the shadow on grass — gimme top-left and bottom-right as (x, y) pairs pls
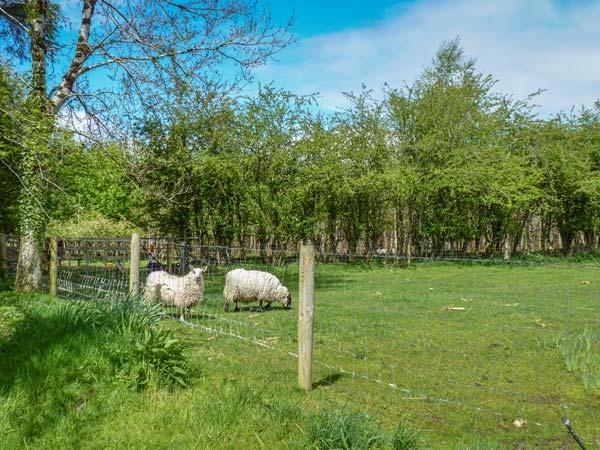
(0, 308), (99, 391)
(313, 372), (345, 388)
(0, 303), (113, 440)
(0, 277), (14, 292)
(221, 304), (293, 314)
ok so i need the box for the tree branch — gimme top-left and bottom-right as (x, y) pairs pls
(0, 5), (29, 33)
(49, 0), (97, 114)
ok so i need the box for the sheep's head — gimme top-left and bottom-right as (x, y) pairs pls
(278, 286), (291, 309)
(284, 292), (292, 309)
(188, 266), (207, 282)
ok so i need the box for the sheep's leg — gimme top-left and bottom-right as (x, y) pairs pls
(223, 303), (229, 312)
(233, 302), (239, 312)
(179, 307), (185, 322)
(257, 300), (264, 312)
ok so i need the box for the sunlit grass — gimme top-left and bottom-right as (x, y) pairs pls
(1, 261), (599, 448)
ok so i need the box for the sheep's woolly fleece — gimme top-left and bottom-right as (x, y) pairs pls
(144, 268), (205, 310)
(223, 268), (290, 308)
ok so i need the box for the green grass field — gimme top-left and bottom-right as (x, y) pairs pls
(1, 261), (599, 448)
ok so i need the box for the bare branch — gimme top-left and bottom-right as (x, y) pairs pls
(0, 5), (29, 33)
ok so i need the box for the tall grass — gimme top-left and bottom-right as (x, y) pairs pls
(56, 295), (188, 390)
(555, 328), (600, 392)
(0, 292), (191, 447)
(451, 435), (502, 450)
(301, 408), (421, 450)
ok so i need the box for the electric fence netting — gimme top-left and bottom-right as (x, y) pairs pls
(4, 235), (600, 444)
(309, 252), (600, 444)
(138, 238), (300, 360)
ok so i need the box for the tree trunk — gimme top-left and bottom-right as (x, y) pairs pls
(15, 233), (42, 292)
(15, 0), (48, 292)
(31, 0), (48, 108)
(15, 147), (45, 291)
(503, 234), (511, 261)
(559, 229), (574, 256)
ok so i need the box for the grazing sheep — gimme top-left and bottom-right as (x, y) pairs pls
(144, 267), (206, 321)
(223, 268), (291, 312)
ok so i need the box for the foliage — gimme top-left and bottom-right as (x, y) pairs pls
(46, 211), (141, 238)
(2, 32), (600, 278)
(55, 295), (188, 390)
(0, 0), (293, 290)
(122, 39), (600, 258)
(111, 326), (188, 390)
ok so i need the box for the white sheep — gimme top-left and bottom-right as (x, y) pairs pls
(223, 268), (291, 312)
(144, 267), (206, 321)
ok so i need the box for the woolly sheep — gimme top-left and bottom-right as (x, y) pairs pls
(223, 268), (291, 312)
(144, 267), (206, 320)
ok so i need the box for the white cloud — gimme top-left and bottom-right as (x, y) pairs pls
(256, 0), (600, 114)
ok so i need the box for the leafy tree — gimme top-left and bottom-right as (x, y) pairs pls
(535, 110), (600, 254)
(0, 0), (292, 290)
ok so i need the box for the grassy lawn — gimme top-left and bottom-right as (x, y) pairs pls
(1, 261), (599, 448)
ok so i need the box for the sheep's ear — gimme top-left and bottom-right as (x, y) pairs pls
(200, 266), (207, 273)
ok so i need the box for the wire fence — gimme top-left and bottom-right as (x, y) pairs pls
(3, 234), (600, 444)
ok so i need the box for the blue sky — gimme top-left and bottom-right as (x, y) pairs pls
(254, 0), (600, 115)
(37, 0), (600, 118)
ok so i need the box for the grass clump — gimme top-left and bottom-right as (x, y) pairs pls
(111, 325), (188, 390)
(301, 408), (421, 449)
(389, 420), (422, 450)
(452, 435), (502, 449)
(555, 328), (600, 392)
(56, 295), (188, 390)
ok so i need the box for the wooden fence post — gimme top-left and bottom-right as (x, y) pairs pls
(166, 241), (172, 273)
(0, 234), (7, 281)
(49, 236), (58, 297)
(129, 233), (141, 297)
(298, 242), (315, 391)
